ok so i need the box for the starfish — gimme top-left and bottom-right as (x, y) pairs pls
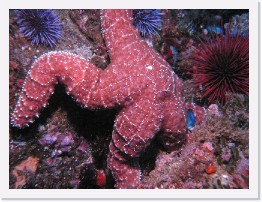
(11, 9), (187, 188)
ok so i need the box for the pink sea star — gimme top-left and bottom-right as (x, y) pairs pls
(11, 9), (187, 188)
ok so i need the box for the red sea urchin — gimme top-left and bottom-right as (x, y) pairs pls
(192, 31), (249, 105)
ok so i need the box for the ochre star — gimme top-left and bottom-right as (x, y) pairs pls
(11, 9), (187, 188)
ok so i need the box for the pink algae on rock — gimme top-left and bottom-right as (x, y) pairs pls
(11, 156), (39, 189)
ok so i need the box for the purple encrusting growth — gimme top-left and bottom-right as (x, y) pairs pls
(133, 9), (164, 37)
(15, 9), (62, 47)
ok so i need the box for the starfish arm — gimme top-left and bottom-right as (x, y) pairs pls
(113, 97), (162, 158)
(101, 9), (141, 61)
(11, 51), (102, 128)
(160, 93), (187, 151)
(107, 97), (162, 188)
(107, 150), (141, 189)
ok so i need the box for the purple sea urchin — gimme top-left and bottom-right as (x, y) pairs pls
(192, 31), (249, 105)
(15, 9), (62, 47)
(133, 9), (164, 37)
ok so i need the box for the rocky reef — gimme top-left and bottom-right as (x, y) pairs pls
(9, 9), (249, 189)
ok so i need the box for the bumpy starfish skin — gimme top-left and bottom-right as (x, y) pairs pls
(11, 10), (187, 188)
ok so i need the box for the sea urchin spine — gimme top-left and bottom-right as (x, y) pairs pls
(192, 31), (249, 105)
(15, 9), (62, 47)
(133, 9), (164, 37)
